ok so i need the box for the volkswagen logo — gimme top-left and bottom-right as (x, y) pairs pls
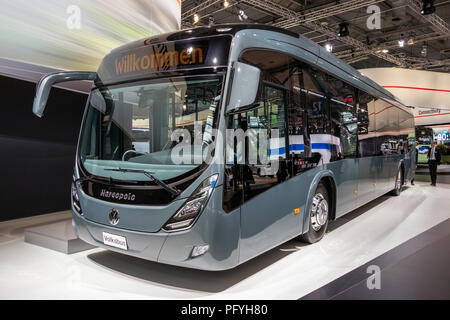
(109, 208), (120, 226)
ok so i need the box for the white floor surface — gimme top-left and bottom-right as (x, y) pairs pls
(0, 181), (449, 299)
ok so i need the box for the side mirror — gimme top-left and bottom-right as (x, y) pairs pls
(226, 62), (261, 113)
(32, 71), (97, 117)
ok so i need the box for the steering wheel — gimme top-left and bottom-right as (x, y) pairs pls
(122, 149), (143, 161)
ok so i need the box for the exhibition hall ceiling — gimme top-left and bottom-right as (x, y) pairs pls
(181, 0), (450, 72)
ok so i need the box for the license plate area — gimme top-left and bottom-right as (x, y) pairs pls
(102, 232), (128, 250)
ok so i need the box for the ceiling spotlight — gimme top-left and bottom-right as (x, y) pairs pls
(420, 0), (435, 15)
(398, 40), (405, 48)
(193, 14), (199, 24)
(325, 43), (333, 52)
(337, 23), (349, 37)
(382, 49), (389, 53)
(223, 0), (230, 8)
(208, 16), (214, 26)
(407, 35), (415, 45)
(238, 9), (248, 21)
(421, 44), (428, 57)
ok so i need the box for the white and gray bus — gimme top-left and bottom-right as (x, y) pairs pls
(33, 24), (415, 270)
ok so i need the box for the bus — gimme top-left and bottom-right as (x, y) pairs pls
(32, 24), (415, 270)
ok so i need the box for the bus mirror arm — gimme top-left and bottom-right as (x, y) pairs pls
(226, 102), (260, 115)
(32, 71), (97, 118)
(225, 62), (262, 113)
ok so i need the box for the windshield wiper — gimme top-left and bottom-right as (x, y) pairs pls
(75, 173), (138, 185)
(104, 168), (181, 197)
(75, 175), (95, 184)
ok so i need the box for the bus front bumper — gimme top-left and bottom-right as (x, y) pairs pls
(71, 208), (238, 271)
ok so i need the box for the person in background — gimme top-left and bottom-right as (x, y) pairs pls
(411, 141), (419, 185)
(427, 141), (441, 186)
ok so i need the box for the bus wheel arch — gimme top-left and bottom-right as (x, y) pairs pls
(391, 161), (405, 196)
(300, 174), (337, 244)
(321, 176), (337, 221)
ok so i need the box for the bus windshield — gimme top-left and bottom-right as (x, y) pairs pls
(79, 75), (223, 182)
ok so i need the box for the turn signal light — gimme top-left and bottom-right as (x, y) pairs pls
(191, 244), (209, 257)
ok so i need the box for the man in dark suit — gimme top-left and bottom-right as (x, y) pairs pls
(427, 141), (441, 186)
(411, 141), (419, 185)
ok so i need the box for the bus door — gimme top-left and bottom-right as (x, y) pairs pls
(237, 84), (302, 262)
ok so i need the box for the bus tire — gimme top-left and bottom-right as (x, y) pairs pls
(300, 182), (329, 244)
(391, 167), (403, 196)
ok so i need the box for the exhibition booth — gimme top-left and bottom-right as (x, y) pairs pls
(0, 0), (449, 302)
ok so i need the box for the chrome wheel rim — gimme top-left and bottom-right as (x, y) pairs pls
(396, 170), (402, 191)
(310, 193), (328, 232)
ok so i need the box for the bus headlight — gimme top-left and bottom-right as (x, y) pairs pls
(162, 174), (218, 232)
(72, 174), (83, 215)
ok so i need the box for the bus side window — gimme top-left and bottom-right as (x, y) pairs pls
(242, 85), (290, 201)
(223, 86), (290, 208)
(398, 108), (415, 153)
(228, 49), (292, 204)
(327, 74), (358, 160)
(358, 91), (377, 157)
(374, 98), (399, 156)
(303, 67), (329, 138)
(302, 67), (332, 165)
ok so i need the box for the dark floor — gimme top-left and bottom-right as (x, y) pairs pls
(415, 164), (450, 184)
(301, 218), (450, 300)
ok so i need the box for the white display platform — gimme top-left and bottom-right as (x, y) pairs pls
(1, 182), (449, 299)
(24, 219), (94, 254)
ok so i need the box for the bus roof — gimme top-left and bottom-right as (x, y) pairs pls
(105, 23), (408, 112)
(109, 24), (299, 54)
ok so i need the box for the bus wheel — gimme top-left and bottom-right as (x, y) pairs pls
(300, 182), (329, 244)
(391, 168), (403, 196)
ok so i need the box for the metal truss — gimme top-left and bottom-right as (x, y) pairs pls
(240, 0), (406, 67)
(338, 33), (450, 70)
(272, 0), (384, 29)
(182, 0), (240, 28)
(411, 58), (450, 70)
(344, 54), (450, 70)
(181, 21), (194, 29)
(182, 0), (222, 20)
(345, 55), (370, 65)
(404, 56), (450, 64)
(406, 0), (450, 36)
(180, 0), (448, 70)
(385, 32), (448, 48)
(336, 32), (448, 59)
(240, 0), (299, 20)
(316, 21), (407, 66)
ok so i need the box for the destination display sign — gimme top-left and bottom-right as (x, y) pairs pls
(97, 35), (232, 85)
